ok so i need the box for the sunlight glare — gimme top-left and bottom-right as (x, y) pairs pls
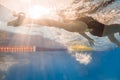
(27, 5), (50, 19)
(20, 0), (32, 3)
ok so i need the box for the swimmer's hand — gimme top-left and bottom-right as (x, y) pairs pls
(88, 39), (94, 46)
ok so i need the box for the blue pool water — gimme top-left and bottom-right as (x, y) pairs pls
(0, 30), (119, 80)
(5, 47), (120, 80)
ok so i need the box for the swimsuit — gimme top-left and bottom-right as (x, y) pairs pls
(77, 16), (105, 37)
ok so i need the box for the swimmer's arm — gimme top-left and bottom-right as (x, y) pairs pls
(79, 32), (94, 46)
(79, 32), (92, 40)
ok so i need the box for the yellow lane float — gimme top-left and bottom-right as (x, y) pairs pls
(69, 45), (93, 51)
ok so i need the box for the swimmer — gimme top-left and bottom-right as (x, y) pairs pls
(7, 12), (120, 47)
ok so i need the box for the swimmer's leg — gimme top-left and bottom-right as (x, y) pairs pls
(79, 32), (94, 46)
(108, 34), (120, 47)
